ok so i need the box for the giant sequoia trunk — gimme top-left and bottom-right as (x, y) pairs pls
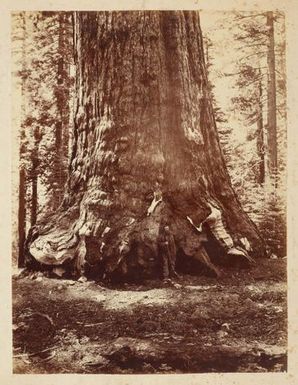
(26, 11), (265, 279)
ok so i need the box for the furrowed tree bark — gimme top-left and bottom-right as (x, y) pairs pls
(26, 11), (265, 279)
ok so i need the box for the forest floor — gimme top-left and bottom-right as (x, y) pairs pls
(12, 258), (287, 374)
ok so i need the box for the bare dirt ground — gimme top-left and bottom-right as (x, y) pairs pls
(12, 258), (287, 374)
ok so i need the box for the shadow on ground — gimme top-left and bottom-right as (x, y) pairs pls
(12, 258), (287, 373)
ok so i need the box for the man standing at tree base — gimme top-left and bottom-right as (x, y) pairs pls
(158, 224), (179, 282)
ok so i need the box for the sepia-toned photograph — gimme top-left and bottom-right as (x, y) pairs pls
(10, 8), (287, 374)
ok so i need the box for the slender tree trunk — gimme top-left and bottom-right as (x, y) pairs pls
(18, 12), (27, 267)
(53, 12), (69, 208)
(27, 11), (265, 279)
(30, 128), (40, 227)
(30, 151), (38, 227)
(18, 168), (26, 267)
(203, 37), (212, 93)
(266, 11), (277, 178)
(256, 72), (265, 185)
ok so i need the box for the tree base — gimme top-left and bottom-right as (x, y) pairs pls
(25, 200), (257, 282)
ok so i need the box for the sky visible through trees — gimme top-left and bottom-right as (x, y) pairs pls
(201, 10), (286, 257)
